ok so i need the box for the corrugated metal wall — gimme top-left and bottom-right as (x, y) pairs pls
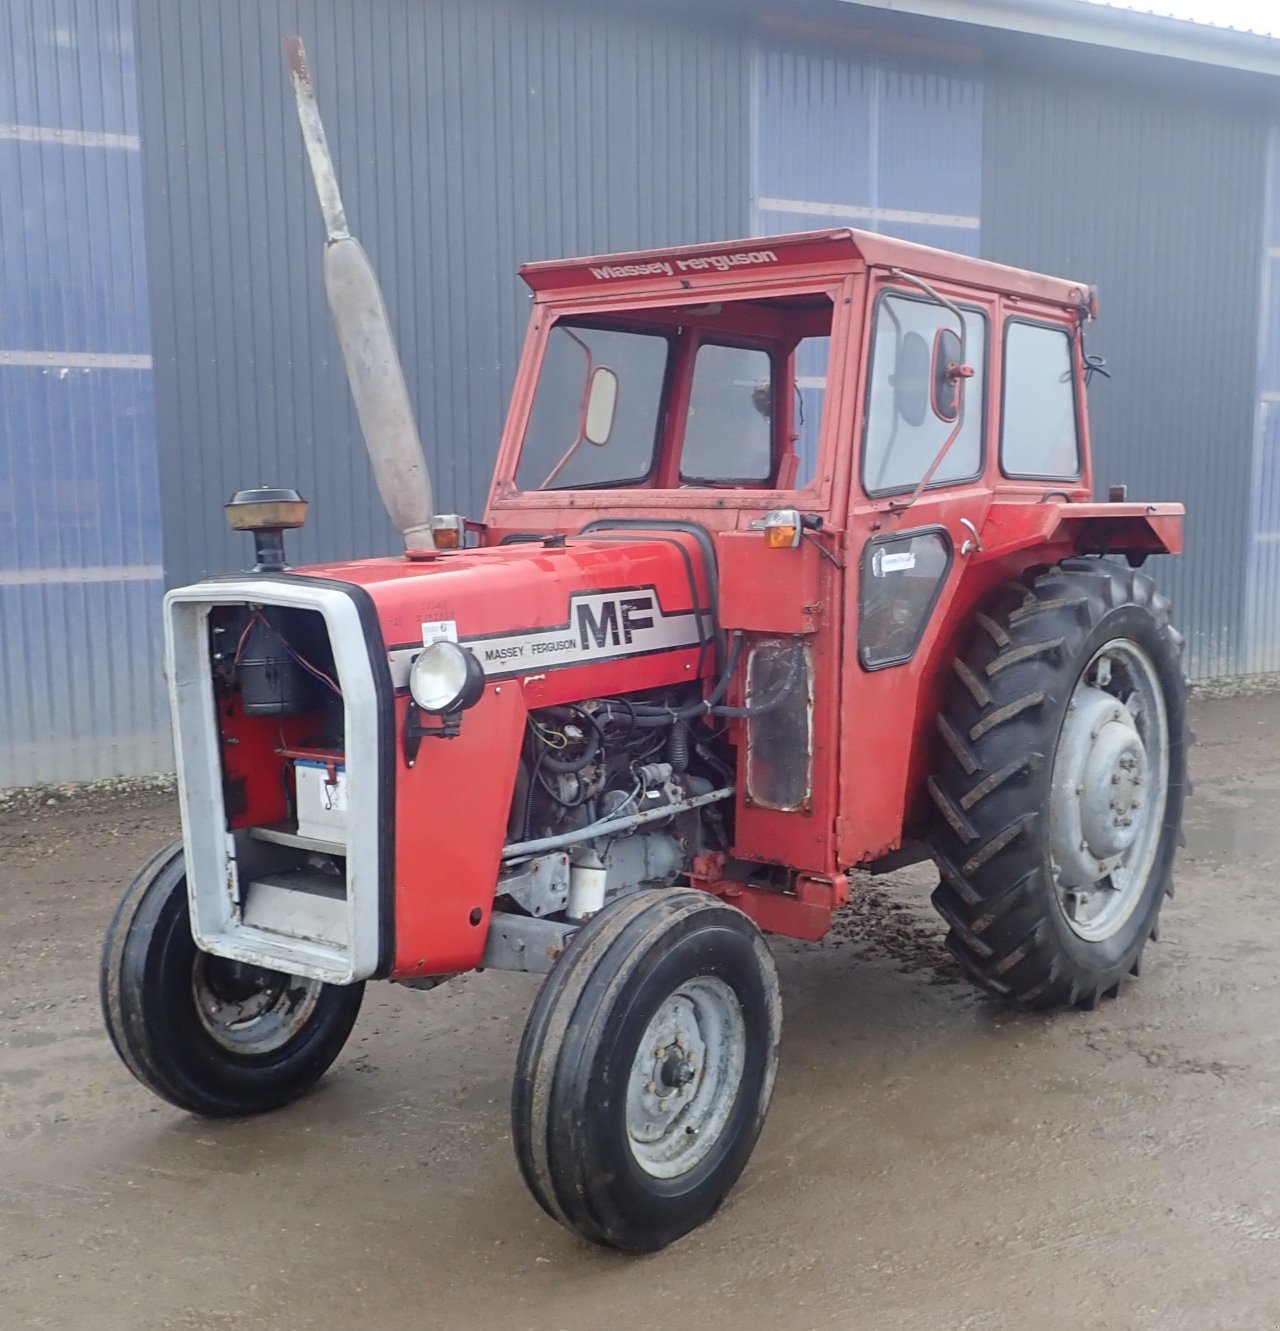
(752, 42), (983, 255)
(1247, 126), (1280, 675)
(0, 0), (167, 786)
(133, 0), (751, 589)
(981, 67), (1269, 680)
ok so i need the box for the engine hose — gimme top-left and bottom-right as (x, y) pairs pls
(706, 639), (806, 719)
(618, 633), (804, 727)
(616, 634), (746, 728)
(667, 721), (690, 772)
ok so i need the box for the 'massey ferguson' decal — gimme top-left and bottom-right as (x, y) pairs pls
(587, 250), (778, 281)
(386, 586), (708, 688)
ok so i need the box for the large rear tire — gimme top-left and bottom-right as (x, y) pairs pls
(927, 558), (1187, 1010)
(512, 888), (781, 1251)
(101, 842), (364, 1117)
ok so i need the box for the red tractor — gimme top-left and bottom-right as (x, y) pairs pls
(100, 42), (1186, 1252)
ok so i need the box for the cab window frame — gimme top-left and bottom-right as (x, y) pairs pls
(860, 287), (989, 500)
(494, 277), (848, 512)
(998, 316), (1084, 483)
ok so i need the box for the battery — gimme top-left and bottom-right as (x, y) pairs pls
(295, 759), (348, 843)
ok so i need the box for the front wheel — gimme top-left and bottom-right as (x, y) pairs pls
(512, 889), (781, 1252)
(927, 559), (1187, 1010)
(100, 842), (364, 1117)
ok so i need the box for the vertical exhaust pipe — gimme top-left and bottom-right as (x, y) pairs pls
(284, 36), (434, 549)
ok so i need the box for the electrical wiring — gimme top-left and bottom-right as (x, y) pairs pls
(234, 610), (343, 697)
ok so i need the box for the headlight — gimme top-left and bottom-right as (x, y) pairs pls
(409, 640), (485, 714)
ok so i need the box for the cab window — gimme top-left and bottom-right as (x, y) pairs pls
(514, 293), (833, 493)
(863, 293), (986, 496)
(1001, 321), (1080, 479)
(516, 324), (669, 491)
(680, 343), (774, 483)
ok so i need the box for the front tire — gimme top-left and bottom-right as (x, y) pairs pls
(927, 559), (1187, 1009)
(100, 842), (364, 1117)
(512, 889), (781, 1252)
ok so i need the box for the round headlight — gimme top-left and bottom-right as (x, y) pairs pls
(409, 640), (485, 714)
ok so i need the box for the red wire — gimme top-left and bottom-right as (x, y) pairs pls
(232, 610), (342, 697)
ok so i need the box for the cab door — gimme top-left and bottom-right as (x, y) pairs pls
(837, 281), (996, 866)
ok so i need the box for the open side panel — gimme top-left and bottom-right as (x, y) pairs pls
(165, 578), (388, 984)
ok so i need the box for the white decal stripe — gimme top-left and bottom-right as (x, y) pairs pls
(469, 610), (703, 676)
(387, 589), (709, 688)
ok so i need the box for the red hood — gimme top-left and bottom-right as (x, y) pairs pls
(295, 532), (717, 703)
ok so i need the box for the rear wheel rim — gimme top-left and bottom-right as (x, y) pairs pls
(190, 954), (324, 1056)
(624, 975), (747, 1180)
(1049, 637), (1170, 942)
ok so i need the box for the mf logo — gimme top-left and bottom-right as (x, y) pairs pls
(575, 592), (656, 651)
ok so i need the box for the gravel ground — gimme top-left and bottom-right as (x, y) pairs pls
(1, 692), (1278, 1330)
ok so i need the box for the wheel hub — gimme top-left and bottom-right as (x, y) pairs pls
(1049, 641), (1170, 943)
(191, 953), (324, 1056)
(625, 976), (746, 1180)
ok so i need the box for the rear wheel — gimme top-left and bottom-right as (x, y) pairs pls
(927, 558), (1187, 1009)
(512, 888), (781, 1251)
(100, 842), (364, 1116)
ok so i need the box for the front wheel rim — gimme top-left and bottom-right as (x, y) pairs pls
(1049, 637), (1171, 942)
(191, 954), (324, 1056)
(624, 975), (747, 1180)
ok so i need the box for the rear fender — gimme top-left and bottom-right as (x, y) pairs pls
(1049, 503), (1183, 559)
(978, 500), (1184, 563)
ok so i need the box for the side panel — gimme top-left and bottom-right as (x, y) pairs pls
(391, 686), (527, 978)
(718, 533), (843, 874)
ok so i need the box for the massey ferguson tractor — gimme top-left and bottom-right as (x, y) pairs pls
(100, 40), (1187, 1253)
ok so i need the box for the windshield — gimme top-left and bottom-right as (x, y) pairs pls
(516, 325), (669, 490)
(514, 295), (833, 493)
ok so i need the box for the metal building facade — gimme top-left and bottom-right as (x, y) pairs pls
(133, 0), (751, 589)
(1, 0), (166, 786)
(4, 0), (1280, 786)
(981, 61), (1269, 678)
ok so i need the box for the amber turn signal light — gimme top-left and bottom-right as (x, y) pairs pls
(430, 514), (465, 549)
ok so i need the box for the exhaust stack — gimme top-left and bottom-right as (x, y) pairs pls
(284, 36), (434, 549)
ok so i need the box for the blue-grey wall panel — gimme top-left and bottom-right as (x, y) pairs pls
(981, 67), (1268, 679)
(0, 0), (166, 787)
(1246, 127), (1280, 675)
(753, 42), (983, 254)
(134, 0), (751, 588)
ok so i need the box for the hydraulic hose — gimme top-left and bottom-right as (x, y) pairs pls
(611, 633), (804, 727)
(704, 639), (805, 719)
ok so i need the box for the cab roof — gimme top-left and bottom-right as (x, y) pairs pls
(519, 228), (1089, 309)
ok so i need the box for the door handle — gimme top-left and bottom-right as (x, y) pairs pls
(959, 517), (983, 556)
